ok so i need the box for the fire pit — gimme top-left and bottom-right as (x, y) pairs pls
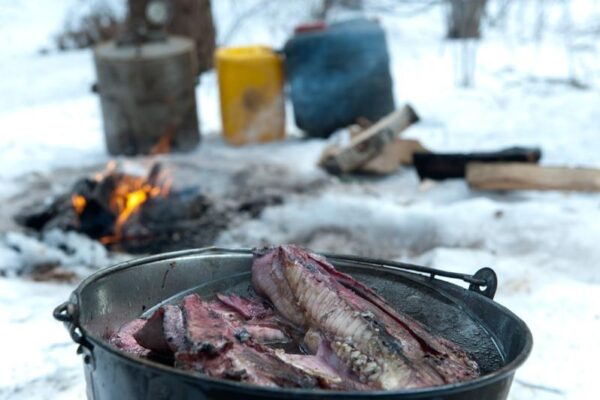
(15, 162), (282, 254)
(54, 248), (532, 399)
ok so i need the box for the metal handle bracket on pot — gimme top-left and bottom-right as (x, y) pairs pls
(468, 267), (497, 299)
(53, 300), (95, 367)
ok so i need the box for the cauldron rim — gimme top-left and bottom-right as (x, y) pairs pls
(65, 247), (533, 398)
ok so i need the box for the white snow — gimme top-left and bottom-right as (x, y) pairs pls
(1, 1), (600, 399)
(0, 278), (86, 400)
(0, 230), (126, 277)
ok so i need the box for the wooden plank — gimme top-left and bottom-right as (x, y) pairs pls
(466, 162), (600, 191)
(322, 105), (419, 173)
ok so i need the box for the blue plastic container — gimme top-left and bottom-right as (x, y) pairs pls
(284, 19), (395, 138)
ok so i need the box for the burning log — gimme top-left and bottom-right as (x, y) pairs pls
(65, 161), (174, 244)
(16, 162), (217, 253)
(15, 161), (286, 254)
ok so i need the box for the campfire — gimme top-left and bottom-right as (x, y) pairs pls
(69, 161), (172, 245)
(16, 161), (224, 253)
(16, 161), (284, 254)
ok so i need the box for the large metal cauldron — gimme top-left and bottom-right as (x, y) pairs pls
(54, 248), (532, 400)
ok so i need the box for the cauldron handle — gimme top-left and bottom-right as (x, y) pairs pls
(320, 252), (498, 300)
(53, 299), (95, 366)
(194, 248), (499, 300)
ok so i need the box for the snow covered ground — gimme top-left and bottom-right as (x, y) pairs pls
(1, 1), (600, 399)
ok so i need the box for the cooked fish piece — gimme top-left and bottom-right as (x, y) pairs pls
(130, 293), (292, 356)
(216, 293), (273, 319)
(252, 245), (479, 389)
(175, 293), (347, 389)
(109, 318), (150, 358)
(134, 305), (184, 355)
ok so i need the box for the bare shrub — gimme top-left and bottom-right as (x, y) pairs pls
(54, 2), (123, 51)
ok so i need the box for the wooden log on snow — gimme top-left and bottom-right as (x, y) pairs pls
(321, 105), (420, 173)
(360, 139), (429, 174)
(413, 147), (542, 180)
(466, 162), (600, 191)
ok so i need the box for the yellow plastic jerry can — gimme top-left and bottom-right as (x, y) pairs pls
(215, 46), (285, 145)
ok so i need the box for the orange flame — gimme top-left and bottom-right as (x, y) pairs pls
(72, 161), (172, 244)
(150, 126), (176, 155)
(108, 175), (171, 241)
(114, 189), (147, 230)
(71, 195), (87, 214)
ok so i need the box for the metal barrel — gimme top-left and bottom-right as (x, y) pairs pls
(94, 36), (200, 155)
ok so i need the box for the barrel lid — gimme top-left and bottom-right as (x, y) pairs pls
(94, 36), (194, 61)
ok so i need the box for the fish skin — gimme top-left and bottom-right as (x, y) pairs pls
(175, 294), (346, 389)
(131, 293), (291, 357)
(163, 305), (186, 352)
(252, 249), (307, 326)
(109, 318), (151, 358)
(216, 293), (273, 319)
(305, 250), (479, 377)
(252, 245), (480, 389)
(134, 305), (184, 355)
(113, 294), (349, 388)
(304, 250), (480, 383)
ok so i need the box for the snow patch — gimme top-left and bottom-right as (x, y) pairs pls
(0, 230), (129, 277)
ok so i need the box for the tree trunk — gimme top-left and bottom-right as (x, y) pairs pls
(447, 0), (487, 39)
(315, 0), (363, 19)
(168, 0), (217, 73)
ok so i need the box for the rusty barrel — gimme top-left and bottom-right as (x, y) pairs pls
(94, 36), (200, 155)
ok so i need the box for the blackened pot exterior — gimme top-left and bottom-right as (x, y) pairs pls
(56, 248), (532, 400)
(84, 343), (514, 400)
